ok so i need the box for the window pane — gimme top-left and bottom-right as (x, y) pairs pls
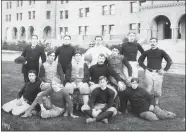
(102, 5), (108, 15)
(131, 2), (137, 13)
(65, 10), (68, 19)
(85, 26), (88, 35)
(10, 1), (12, 8)
(33, 11), (35, 19)
(7, 2), (9, 9)
(79, 8), (83, 17)
(60, 11), (63, 19)
(110, 4), (115, 15)
(17, 13), (19, 20)
(61, 0), (63, 4)
(102, 25), (107, 35)
(17, 0), (19, 7)
(20, 13), (22, 20)
(109, 25), (114, 34)
(65, 27), (68, 35)
(46, 11), (51, 19)
(29, 11), (31, 19)
(9, 14), (11, 21)
(85, 8), (89, 17)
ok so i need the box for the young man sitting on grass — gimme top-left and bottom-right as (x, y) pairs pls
(22, 77), (78, 119)
(118, 78), (176, 121)
(81, 76), (117, 124)
(2, 70), (42, 116)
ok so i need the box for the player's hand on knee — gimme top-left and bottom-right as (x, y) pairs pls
(149, 105), (154, 111)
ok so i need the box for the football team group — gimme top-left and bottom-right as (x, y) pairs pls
(2, 32), (176, 124)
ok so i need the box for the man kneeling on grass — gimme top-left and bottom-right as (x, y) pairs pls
(81, 76), (117, 124)
(2, 70), (42, 116)
(22, 77), (78, 119)
(118, 78), (176, 121)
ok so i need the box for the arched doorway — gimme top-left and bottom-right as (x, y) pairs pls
(43, 26), (52, 39)
(178, 14), (185, 39)
(5, 27), (12, 40)
(28, 26), (34, 40)
(19, 26), (26, 40)
(12, 27), (18, 40)
(151, 15), (171, 40)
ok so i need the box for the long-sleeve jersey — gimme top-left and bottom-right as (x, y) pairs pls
(89, 63), (121, 83)
(118, 86), (155, 115)
(89, 87), (115, 112)
(120, 42), (144, 61)
(39, 89), (73, 113)
(18, 80), (42, 103)
(138, 48), (172, 71)
(21, 45), (46, 71)
(55, 44), (75, 74)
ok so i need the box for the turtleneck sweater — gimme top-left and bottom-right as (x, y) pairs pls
(89, 63), (121, 83)
(55, 44), (75, 74)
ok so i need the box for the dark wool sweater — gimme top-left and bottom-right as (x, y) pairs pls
(21, 45), (46, 72)
(55, 44), (75, 74)
(89, 63), (121, 83)
(120, 42), (144, 61)
(89, 87), (115, 112)
(138, 48), (172, 71)
(118, 86), (155, 115)
(18, 80), (41, 104)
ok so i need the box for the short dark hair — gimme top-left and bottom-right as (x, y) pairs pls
(32, 35), (38, 39)
(63, 35), (71, 40)
(149, 37), (158, 42)
(131, 78), (139, 83)
(127, 32), (136, 36)
(95, 36), (103, 40)
(110, 45), (120, 51)
(28, 70), (37, 76)
(99, 76), (107, 82)
(47, 50), (55, 56)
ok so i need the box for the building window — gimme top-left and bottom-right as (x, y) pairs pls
(129, 23), (137, 32)
(79, 26), (83, 35)
(17, 13), (19, 21)
(66, 0), (69, 3)
(102, 5), (109, 15)
(138, 23), (140, 33)
(79, 8), (83, 17)
(64, 27), (68, 35)
(29, 0), (31, 5)
(59, 27), (63, 35)
(46, 11), (51, 19)
(20, 0), (23, 6)
(109, 25), (114, 35)
(130, 2), (138, 13)
(17, 0), (19, 7)
(20, 13), (22, 20)
(85, 8), (89, 17)
(9, 1), (12, 9)
(60, 11), (63, 19)
(7, 2), (9, 9)
(28, 11), (31, 19)
(65, 10), (68, 19)
(47, 0), (51, 4)
(102, 25), (107, 35)
(61, 0), (64, 4)
(110, 4), (115, 15)
(33, 11), (35, 19)
(85, 26), (88, 35)
(6, 15), (8, 22)
(33, 0), (35, 4)
(9, 14), (11, 22)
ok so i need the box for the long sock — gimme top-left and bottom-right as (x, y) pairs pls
(96, 111), (113, 122)
(83, 110), (93, 118)
(83, 95), (89, 105)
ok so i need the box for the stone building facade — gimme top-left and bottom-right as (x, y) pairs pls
(2, 1), (185, 48)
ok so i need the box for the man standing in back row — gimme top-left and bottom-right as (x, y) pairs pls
(138, 38), (172, 105)
(21, 35), (46, 83)
(120, 32), (144, 78)
(55, 35), (75, 74)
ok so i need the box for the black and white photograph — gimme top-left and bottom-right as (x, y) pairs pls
(1, 0), (185, 131)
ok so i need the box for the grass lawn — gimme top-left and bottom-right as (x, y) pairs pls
(1, 61), (185, 131)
